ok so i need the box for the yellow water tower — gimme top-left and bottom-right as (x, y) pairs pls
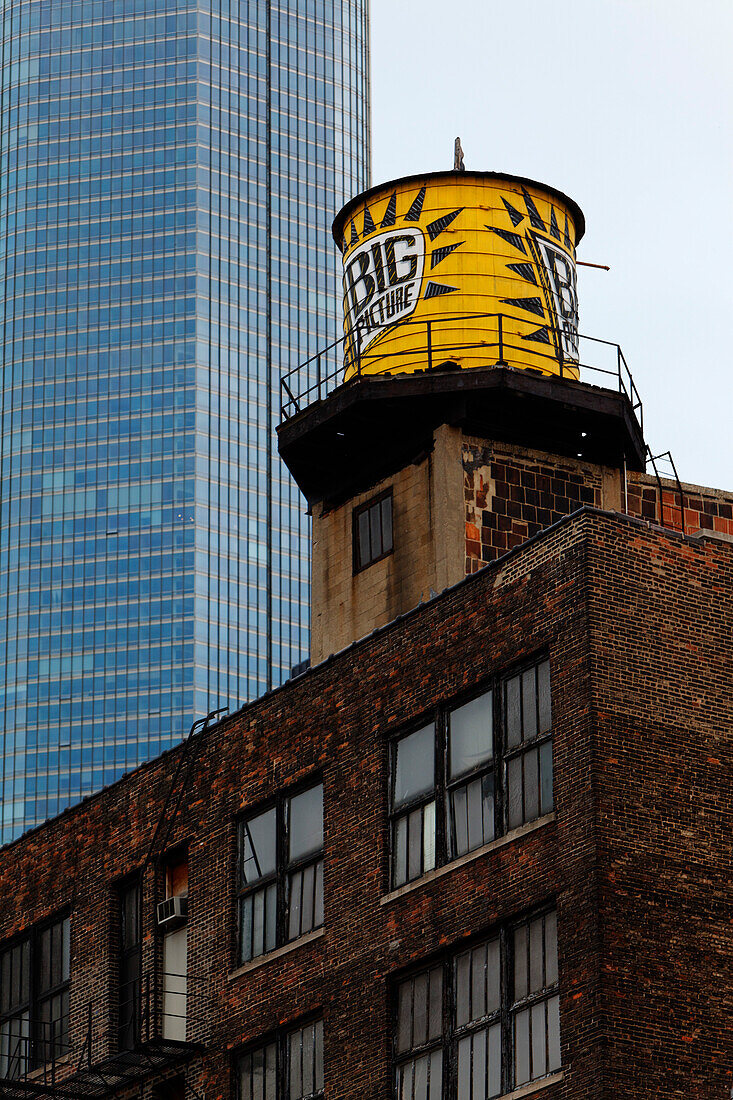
(279, 167), (645, 666)
(332, 171), (585, 380)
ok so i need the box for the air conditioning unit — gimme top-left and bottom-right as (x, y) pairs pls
(156, 895), (188, 930)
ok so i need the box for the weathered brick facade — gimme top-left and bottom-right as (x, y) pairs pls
(1, 509), (731, 1100)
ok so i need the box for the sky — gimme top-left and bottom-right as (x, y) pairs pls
(370, 0), (733, 491)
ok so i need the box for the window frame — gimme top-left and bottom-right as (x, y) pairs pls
(392, 906), (560, 1100)
(0, 910), (71, 1080)
(389, 655), (553, 891)
(117, 875), (142, 1052)
(353, 488), (394, 573)
(236, 776), (324, 966)
(236, 1014), (325, 1100)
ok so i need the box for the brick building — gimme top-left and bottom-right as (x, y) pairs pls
(1, 171), (732, 1100)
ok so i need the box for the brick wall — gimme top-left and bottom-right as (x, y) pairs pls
(1, 511), (731, 1099)
(464, 440), (621, 571)
(626, 470), (733, 538)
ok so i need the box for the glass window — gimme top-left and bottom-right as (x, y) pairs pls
(118, 880), (141, 1051)
(0, 915), (70, 1079)
(238, 781), (324, 964)
(238, 1018), (324, 1100)
(389, 658), (552, 889)
(394, 909), (560, 1099)
(353, 491), (393, 572)
(391, 725), (436, 888)
(505, 660), (553, 830)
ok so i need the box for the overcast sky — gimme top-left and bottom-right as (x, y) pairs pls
(369, 0), (732, 490)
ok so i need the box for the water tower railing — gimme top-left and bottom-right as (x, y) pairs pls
(279, 312), (644, 437)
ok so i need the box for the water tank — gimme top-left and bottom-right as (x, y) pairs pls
(332, 171), (585, 380)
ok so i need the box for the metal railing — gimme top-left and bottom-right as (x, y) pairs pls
(0, 972), (209, 1096)
(279, 312), (644, 436)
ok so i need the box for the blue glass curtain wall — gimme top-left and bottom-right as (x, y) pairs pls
(0, 0), (370, 840)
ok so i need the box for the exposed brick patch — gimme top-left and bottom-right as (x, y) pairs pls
(626, 471), (733, 537)
(464, 444), (604, 568)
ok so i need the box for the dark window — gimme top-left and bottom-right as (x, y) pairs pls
(394, 908), (560, 1099)
(354, 491), (393, 571)
(237, 781), (324, 964)
(0, 915), (70, 1079)
(390, 657), (552, 889)
(237, 1017), (324, 1100)
(118, 881), (141, 1051)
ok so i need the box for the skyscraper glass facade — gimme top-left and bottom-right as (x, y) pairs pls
(0, 0), (370, 841)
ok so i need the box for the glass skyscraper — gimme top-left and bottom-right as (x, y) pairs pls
(0, 0), (370, 841)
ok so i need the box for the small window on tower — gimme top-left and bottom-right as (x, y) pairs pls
(353, 490), (393, 572)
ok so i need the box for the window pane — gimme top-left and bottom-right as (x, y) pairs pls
(457, 1035), (471, 1100)
(531, 1001), (546, 1079)
(529, 917), (544, 994)
(397, 979), (413, 1053)
(39, 927), (52, 994)
(524, 747), (539, 822)
(505, 675), (521, 748)
(537, 660), (551, 734)
(413, 972), (428, 1045)
(394, 726), (434, 808)
(357, 509), (370, 568)
(61, 918), (71, 983)
(539, 741), (554, 815)
(547, 994), (561, 1070)
(314, 861), (324, 929)
(241, 807), (277, 886)
(287, 870), (304, 940)
(121, 884), (140, 950)
(449, 692), (493, 778)
(408, 808), (423, 881)
(467, 777), (484, 852)
(451, 783), (468, 857)
(486, 938), (501, 1014)
(513, 924), (528, 1000)
(423, 800), (436, 873)
(369, 501), (382, 559)
(521, 669), (538, 741)
(514, 1007), (530, 1086)
(314, 1019), (324, 1092)
(381, 496), (393, 552)
(289, 784), (323, 862)
(545, 911), (558, 986)
(507, 756), (523, 830)
(394, 814), (408, 888)
(488, 1022), (502, 1097)
(428, 966), (442, 1040)
(456, 952), (470, 1027)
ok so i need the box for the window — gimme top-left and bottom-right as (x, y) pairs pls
(118, 880), (141, 1051)
(390, 658), (552, 889)
(0, 915), (70, 1080)
(237, 1018), (324, 1100)
(353, 490), (393, 572)
(237, 781), (324, 964)
(394, 909), (560, 1099)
